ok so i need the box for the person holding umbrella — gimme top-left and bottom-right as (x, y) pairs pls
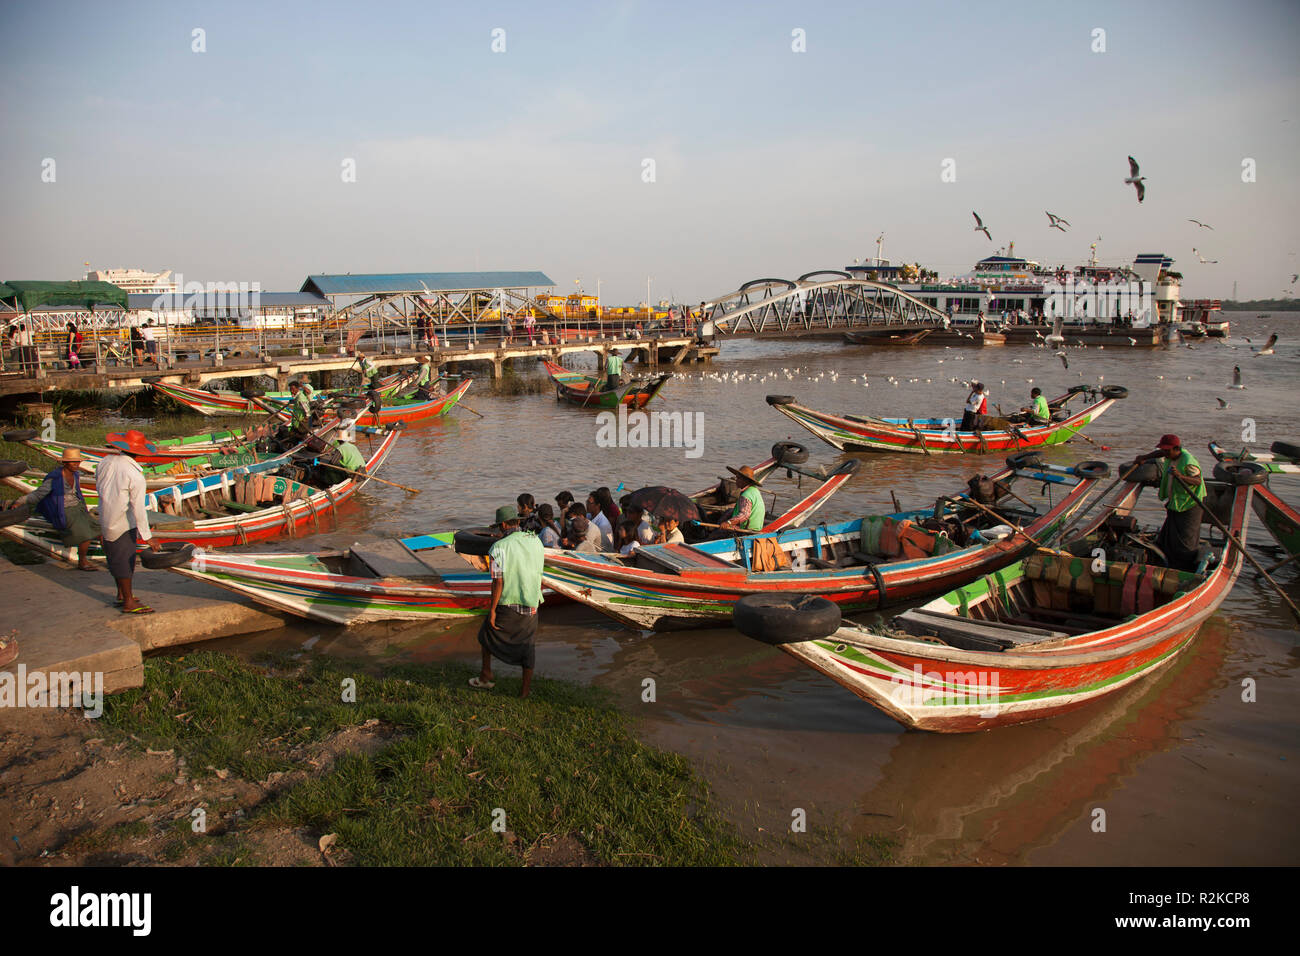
(719, 466), (766, 532)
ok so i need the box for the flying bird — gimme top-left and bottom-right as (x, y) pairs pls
(1046, 211), (1070, 232)
(1290, 274), (1297, 284)
(1192, 248), (1218, 264)
(1215, 397), (1229, 409)
(1055, 350), (1069, 369)
(1124, 156), (1146, 203)
(972, 211), (991, 240)
(1253, 333), (1278, 356)
(1188, 219), (1213, 229)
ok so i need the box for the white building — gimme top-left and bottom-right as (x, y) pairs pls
(85, 268), (178, 294)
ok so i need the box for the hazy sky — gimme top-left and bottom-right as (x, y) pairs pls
(3, 0), (1297, 302)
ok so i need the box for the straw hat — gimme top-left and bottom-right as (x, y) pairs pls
(61, 448), (84, 464)
(725, 465), (763, 487)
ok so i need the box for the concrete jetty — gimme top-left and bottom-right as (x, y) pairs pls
(0, 554), (291, 702)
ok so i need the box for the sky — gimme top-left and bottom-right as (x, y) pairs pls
(2, 0), (1298, 303)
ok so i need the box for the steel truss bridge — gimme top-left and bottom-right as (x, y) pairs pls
(699, 271), (947, 337)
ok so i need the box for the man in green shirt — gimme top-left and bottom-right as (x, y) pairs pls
(1023, 387), (1051, 426)
(604, 350), (624, 391)
(720, 466), (766, 532)
(1133, 434), (1207, 571)
(472, 505), (545, 698)
(287, 381), (312, 437)
(355, 350), (383, 414)
(333, 438), (366, 474)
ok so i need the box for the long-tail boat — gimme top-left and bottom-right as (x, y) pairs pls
(543, 360), (670, 409)
(257, 378), (473, 428)
(733, 461), (1265, 732)
(152, 370), (411, 416)
(539, 456), (1109, 631)
(2, 427), (400, 559)
(1208, 439), (1300, 475)
(4, 419), (294, 468)
(766, 384), (1124, 455)
(168, 453), (859, 625)
(843, 329), (931, 346)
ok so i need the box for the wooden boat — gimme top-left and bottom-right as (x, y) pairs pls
(1208, 440), (1300, 475)
(734, 462), (1265, 732)
(152, 371), (410, 416)
(262, 377), (474, 428)
(543, 360), (670, 409)
(540, 457), (1109, 631)
(843, 329), (931, 346)
(1248, 484), (1299, 564)
(2, 427), (400, 560)
(766, 384), (1124, 455)
(169, 453), (860, 625)
(8, 419), (292, 468)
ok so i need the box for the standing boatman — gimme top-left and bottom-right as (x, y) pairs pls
(471, 505), (545, 698)
(1132, 434), (1206, 571)
(355, 349), (383, 415)
(604, 349), (624, 391)
(286, 380), (312, 438)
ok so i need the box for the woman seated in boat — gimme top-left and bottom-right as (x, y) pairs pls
(622, 502), (656, 546)
(615, 520), (641, 556)
(534, 504), (562, 548)
(562, 511), (602, 553)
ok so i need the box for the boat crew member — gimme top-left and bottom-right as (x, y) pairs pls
(96, 446), (163, 614)
(1023, 387), (1050, 426)
(332, 425), (366, 476)
(355, 350), (383, 415)
(719, 466), (766, 532)
(960, 382), (989, 432)
(604, 350), (624, 391)
(287, 380), (312, 437)
(411, 355), (436, 399)
(1132, 434), (1206, 572)
(6, 448), (98, 571)
(471, 505), (545, 698)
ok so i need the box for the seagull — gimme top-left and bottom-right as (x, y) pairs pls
(1046, 211), (1070, 232)
(1215, 397), (1229, 409)
(1253, 333), (1278, 356)
(1055, 350), (1069, 369)
(1192, 247), (1218, 264)
(1291, 274), (1297, 284)
(1127, 337), (1137, 346)
(972, 211), (991, 240)
(1189, 219), (1214, 229)
(1124, 156), (1146, 203)
(1229, 365), (1246, 389)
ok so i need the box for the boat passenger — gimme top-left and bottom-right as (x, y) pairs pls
(535, 504), (562, 548)
(565, 512), (602, 553)
(654, 514), (685, 545)
(1132, 435), (1207, 572)
(555, 490), (575, 515)
(585, 492), (614, 549)
(287, 381), (312, 437)
(594, 487), (621, 528)
(615, 520), (640, 556)
(1023, 387), (1050, 426)
(719, 466), (766, 532)
(623, 502), (656, 545)
(960, 382), (989, 432)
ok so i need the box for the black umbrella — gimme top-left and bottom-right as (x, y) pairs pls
(625, 486), (700, 523)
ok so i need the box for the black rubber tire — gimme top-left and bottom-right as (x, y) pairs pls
(771, 441), (809, 465)
(1124, 461), (1162, 485)
(1072, 460), (1110, 480)
(765, 394), (795, 406)
(1214, 461), (1268, 486)
(1050, 410), (1070, 423)
(732, 593), (842, 645)
(1101, 385), (1129, 400)
(0, 460), (28, 479)
(140, 542), (196, 570)
(453, 529), (500, 557)
(2, 429), (38, 443)
(1006, 451), (1044, 470)
(0, 503), (31, 528)
(1269, 440), (1300, 460)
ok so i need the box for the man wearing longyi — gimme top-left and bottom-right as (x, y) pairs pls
(471, 505), (544, 698)
(1132, 434), (1207, 572)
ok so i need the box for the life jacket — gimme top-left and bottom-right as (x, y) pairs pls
(35, 467), (84, 531)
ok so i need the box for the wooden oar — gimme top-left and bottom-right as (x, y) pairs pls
(454, 402), (485, 418)
(1169, 471), (1300, 624)
(318, 462), (421, 494)
(1072, 431), (1112, 452)
(940, 495), (1049, 550)
(1264, 552), (1298, 575)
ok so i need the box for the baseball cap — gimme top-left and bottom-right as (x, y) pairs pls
(1156, 434), (1180, 451)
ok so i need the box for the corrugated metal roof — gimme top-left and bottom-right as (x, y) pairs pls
(301, 272), (555, 297)
(128, 291), (330, 310)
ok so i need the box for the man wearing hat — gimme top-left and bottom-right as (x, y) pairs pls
(287, 380), (312, 438)
(331, 424), (367, 476)
(1132, 434), (1207, 571)
(354, 349), (383, 415)
(96, 446), (162, 613)
(471, 505), (545, 698)
(719, 465), (766, 532)
(6, 448), (98, 571)
(411, 355), (440, 400)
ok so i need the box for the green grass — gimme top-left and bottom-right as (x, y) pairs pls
(99, 652), (752, 866)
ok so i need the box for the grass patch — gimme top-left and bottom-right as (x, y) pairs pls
(100, 652), (751, 866)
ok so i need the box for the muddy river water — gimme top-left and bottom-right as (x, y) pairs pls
(192, 313), (1297, 865)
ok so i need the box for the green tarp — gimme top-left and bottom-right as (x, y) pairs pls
(1, 280), (128, 312)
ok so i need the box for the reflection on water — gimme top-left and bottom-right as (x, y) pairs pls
(188, 314), (1299, 864)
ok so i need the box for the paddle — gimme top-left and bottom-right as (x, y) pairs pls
(454, 402), (485, 418)
(1168, 470), (1300, 624)
(317, 462), (421, 495)
(1264, 552), (1298, 575)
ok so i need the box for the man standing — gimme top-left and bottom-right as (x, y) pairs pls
(604, 349), (623, 391)
(355, 350), (382, 415)
(95, 448), (162, 613)
(286, 380), (312, 438)
(720, 466), (766, 532)
(960, 382), (988, 432)
(471, 505), (544, 698)
(1133, 435), (1206, 572)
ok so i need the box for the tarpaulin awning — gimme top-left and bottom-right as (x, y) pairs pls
(1, 280), (129, 312)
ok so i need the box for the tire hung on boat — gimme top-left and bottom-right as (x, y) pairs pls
(453, 529), (501, 556)
(1212, 461), (1268, 486)
(1071, 460), (1110, 479)
(1269, 440), (1300, 459)
(0, 460), (28, 478)
(1101, 385), (1128, 400)
(1006, 451), (1044, 470)
(771, 441), (809, 464)
(140, 542), (197, 570)
(0, 503), (31, 528)
(732, 593), (842, 645)
(2, 429), (38, 443)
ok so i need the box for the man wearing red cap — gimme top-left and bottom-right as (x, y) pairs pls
(1132, 435), (1206, 571)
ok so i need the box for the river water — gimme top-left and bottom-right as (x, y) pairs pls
(189, 312), (1297, 864)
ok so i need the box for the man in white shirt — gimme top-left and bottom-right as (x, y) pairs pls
(623, 502), (656, 545)
(95, 449), (162, 613)
(584, 492), (614, 550)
